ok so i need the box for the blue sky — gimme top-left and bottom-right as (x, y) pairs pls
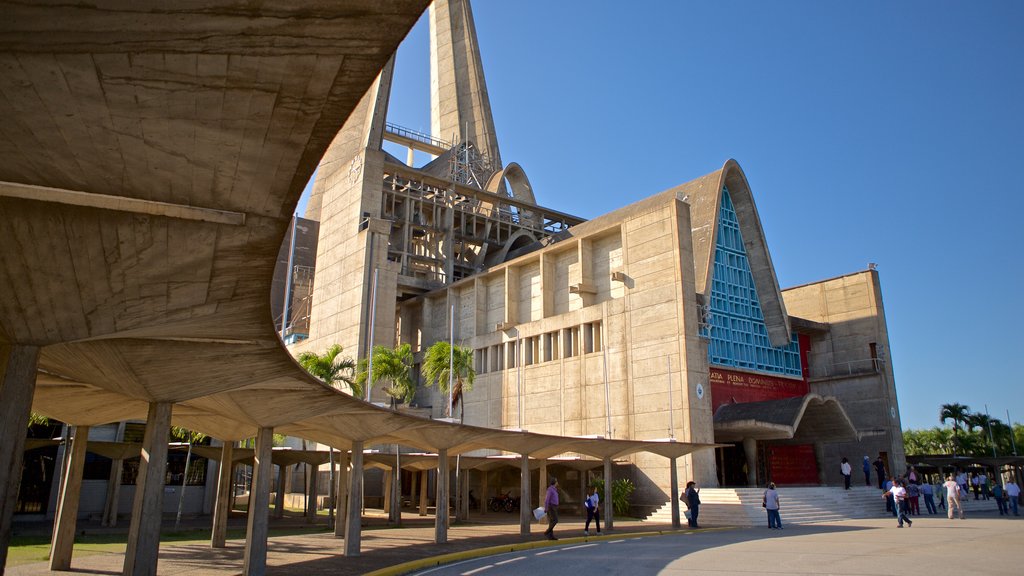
(299, 1), (1023, 432)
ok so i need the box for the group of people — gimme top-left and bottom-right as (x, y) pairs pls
(541, 477), (602, 541)
(880, 466), (1021, 527)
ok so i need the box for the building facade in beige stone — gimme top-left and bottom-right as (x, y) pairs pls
(284, 0), (905, 510)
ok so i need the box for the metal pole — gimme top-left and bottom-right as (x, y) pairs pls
(1008, 409), (1018, 456)
(517, 336), (522, 429)
(667, 357), (674, 439)
(602, 320), (611, 438)
(366, 268), (378, 402)
(280, 214), (297, 340)
(449, 304), (454, 418)
(986, 405), (997, 457)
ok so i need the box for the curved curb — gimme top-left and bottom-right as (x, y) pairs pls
(364, 526), (736, 576)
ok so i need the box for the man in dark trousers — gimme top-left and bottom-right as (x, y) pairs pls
(544, 477), (560, 540)
(683, 481), (701, 528)
(873, 456), (887, 489)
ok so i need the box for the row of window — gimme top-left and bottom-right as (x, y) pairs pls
(474, 321), (603, 374)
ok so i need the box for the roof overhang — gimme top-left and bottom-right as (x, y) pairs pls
(713, 393), (860, 444)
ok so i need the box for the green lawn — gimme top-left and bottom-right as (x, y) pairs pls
(6, 524), (332, 567)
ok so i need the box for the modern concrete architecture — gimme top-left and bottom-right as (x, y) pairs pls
(286, 0), (905, 513)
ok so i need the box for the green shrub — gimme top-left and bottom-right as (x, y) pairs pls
(591, 477), (636, 516)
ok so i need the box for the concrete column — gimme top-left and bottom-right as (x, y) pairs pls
(479, 470), (488, 517)
(669, 456), (681, 529)
(49, 425), (90, 570)
(389, 452), (402, 526)
(458, 467), (470, 520)
(743, 438), (758, 487)
(519, 454), (531, 537)
(603, 457), (614, 531)
(434, 448), (449, 543)
(242, 426), (274, 576)
(382, 470), (392, 514)
(409, 468), (419, 513)
(418, 470), (429, 516)
(102, 422), (127, 527)
(344, 441), (364, 556)
(211, 442), (234, 548)
(538, 461), (547, 509)
(123, 402), (172, 576)
(305, 464), (319, 521)
(814, 442), (827, 486)
(0, 344), (39, 570)
(334, 453), (348, 538)
(273, 464), (286, 519)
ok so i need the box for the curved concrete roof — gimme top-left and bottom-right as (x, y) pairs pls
(712, 393), (859, 443)
(1, 2), (715, 463)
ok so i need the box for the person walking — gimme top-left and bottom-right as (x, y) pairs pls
(1005, 479), (1021, 516)
(763, 482), (782, 529)
(583, 485), (601, 535)
(944, 475), (964, 520)
(992, 482), (1007, 516)
(883, 479), (912, 528)
(882, 477), (896, 517)
(683, 481), (701, 528)
(873, 457), (887, 489)
(907, 481), (921, 515)
(841, 457), (852, 490)
(862, 456), (872, 486)
(921, 481), (937, 514)
(980, 471), (990, 500)
(971, 473), (981, 500)
(543, 477), (560, 540)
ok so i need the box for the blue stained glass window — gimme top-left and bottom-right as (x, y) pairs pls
(700, 187), (802, 376)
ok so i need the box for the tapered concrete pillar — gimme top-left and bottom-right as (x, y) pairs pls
(123, 402), (172, 576)
(742, 438), (758, 486)
(409, 468), (419, 513)
(334, 454), (348, 538)
(0, 344), (39, 570)
(418, 470), (429, 516)
(389, 451), (402, 525)
(669, 456), (681, 529)
(49, 425), (90, 570)
(459, 468), (470, 520)
(211, 442), (234, 548)
(382, 470), (392, 514)
(538, 461), (547, 508)
(519, 454), (531, 536)
(479, 470), (488, 517)
(102, 422), (126, 528)
(344, 441), (364, 556)
(814, 442), (827, 486)
(603, 457), (614, 531)
(273, 464), (286, 519)
(242, 427), (274, 576)
(305, 464), (319, 521)
(434, 448), (449, 543)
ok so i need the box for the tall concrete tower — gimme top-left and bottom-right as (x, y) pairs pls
(293, 0), (576, 402)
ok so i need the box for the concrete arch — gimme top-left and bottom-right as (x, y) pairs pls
(707, 159), (792, 348)
(484, 161), (537, 205)
(484, 228), (539, 267)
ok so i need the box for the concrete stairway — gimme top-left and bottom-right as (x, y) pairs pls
(643, 485), (888, 527)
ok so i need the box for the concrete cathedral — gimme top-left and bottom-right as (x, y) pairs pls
(280, 0), (905, 508)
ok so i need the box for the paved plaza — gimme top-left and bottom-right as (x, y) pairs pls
(7, 503), (1022, 575)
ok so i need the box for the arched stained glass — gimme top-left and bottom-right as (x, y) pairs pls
(700, 187), (801, 376)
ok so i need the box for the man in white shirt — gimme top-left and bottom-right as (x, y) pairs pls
(943, 475), (964, 519)
(840, 458), (852, 490)
(1006, 480), (1021, 516)
(884, 479), (912, 528)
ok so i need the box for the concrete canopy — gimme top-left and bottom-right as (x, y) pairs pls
(1, 0), (720, 512)
(712, 393), (860, 444)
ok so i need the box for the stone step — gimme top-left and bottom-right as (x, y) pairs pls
(644, 486), (893, 527)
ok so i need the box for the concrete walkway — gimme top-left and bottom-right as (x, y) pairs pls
(7, 504), (1021, 575)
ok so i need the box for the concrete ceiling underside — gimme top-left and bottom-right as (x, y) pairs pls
(1, 2), (717, 463)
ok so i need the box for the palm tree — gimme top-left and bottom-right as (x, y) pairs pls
(359, 343), (416, 408)
(297, 344), (359, 396)
(421, 341), (475, 419)
(939, 403), (970, 455)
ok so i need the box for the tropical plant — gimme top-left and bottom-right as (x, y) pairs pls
(357, 343), (416, 408)
(297, 344), (358, 396)
(939, 403), (971, 454)
(421, 341), (475, 419)
(27, 412), (52, 427)
(591, 477), (636, 517)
